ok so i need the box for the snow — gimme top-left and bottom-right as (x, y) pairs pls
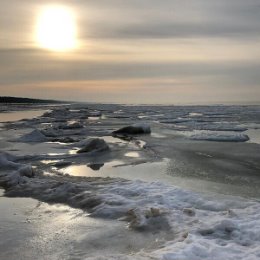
(77, 138), (110, 153)
(57, 121), (84, 130)
(0, 152), (20, 169)
(1, 151), (260, 259)
(0, 152), (34, 186)
(88, 110), (102, 117)
(41, 128), (63, 137)
(15, 129), (47, 142)
(194, 124), (248, 132)
(190, 132), (250, 142)
(239, 123), (260, 129)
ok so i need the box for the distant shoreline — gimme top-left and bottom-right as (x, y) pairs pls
(0, 96), (259, 106)
(0, 96), (64, 104)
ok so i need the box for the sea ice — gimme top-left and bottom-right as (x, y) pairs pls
(57, 121), (84, 130)
(0, 149), (260, 260)
(77, 138), (109, 153)
(112, 124), (151, 135)
(15, 129), (47, 143)
(190, 132), (249, 142)
(1, 104), (260, 260)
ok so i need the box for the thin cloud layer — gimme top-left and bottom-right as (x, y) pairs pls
(0, 0), (259, 104)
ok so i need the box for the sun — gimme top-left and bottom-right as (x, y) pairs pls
(36, 6), (77, 52)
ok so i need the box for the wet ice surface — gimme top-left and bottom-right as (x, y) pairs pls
(246, 129), (260, 144)
(0, 189), (169, 260)
(0, 104), (260, 259)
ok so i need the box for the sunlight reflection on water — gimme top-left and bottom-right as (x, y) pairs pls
(0, 110), (47, 122)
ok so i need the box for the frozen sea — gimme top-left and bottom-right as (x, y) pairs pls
(0, 103), (260, 259)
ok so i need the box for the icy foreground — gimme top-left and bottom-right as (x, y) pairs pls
(1, 104), (260, 259)
(1, 152), (260, 260)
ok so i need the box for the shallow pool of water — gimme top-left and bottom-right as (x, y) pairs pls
(0, 110), (47, 122)
(124, 152), (140, 158)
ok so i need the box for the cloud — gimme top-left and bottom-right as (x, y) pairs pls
(0, 47), (259, 88)
(0, 0), (259, 103)
(74, 0), (260, 40)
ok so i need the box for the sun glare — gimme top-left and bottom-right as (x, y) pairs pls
(36, 6), (77, 52)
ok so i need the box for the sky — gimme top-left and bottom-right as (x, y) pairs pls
(0, 0), (260, 104)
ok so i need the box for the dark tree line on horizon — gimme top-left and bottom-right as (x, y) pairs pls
(0, 96), (62, 104)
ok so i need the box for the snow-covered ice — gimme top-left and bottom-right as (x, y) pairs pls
(0, 103), (260, 259)
(113, 123), (151, 135)
(14, 129), (47, 143)
(189, 131), (250, 142)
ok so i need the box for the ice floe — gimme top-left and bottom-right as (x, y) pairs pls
(77, 138), (109, 154)
(15, 129), (47, 143)
(112, 124), (151, 135)
(57, 121), (84, 130)
(190, 132), (250, 142)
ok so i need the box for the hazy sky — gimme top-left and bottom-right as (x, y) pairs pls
(0, 0), (260, 104)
